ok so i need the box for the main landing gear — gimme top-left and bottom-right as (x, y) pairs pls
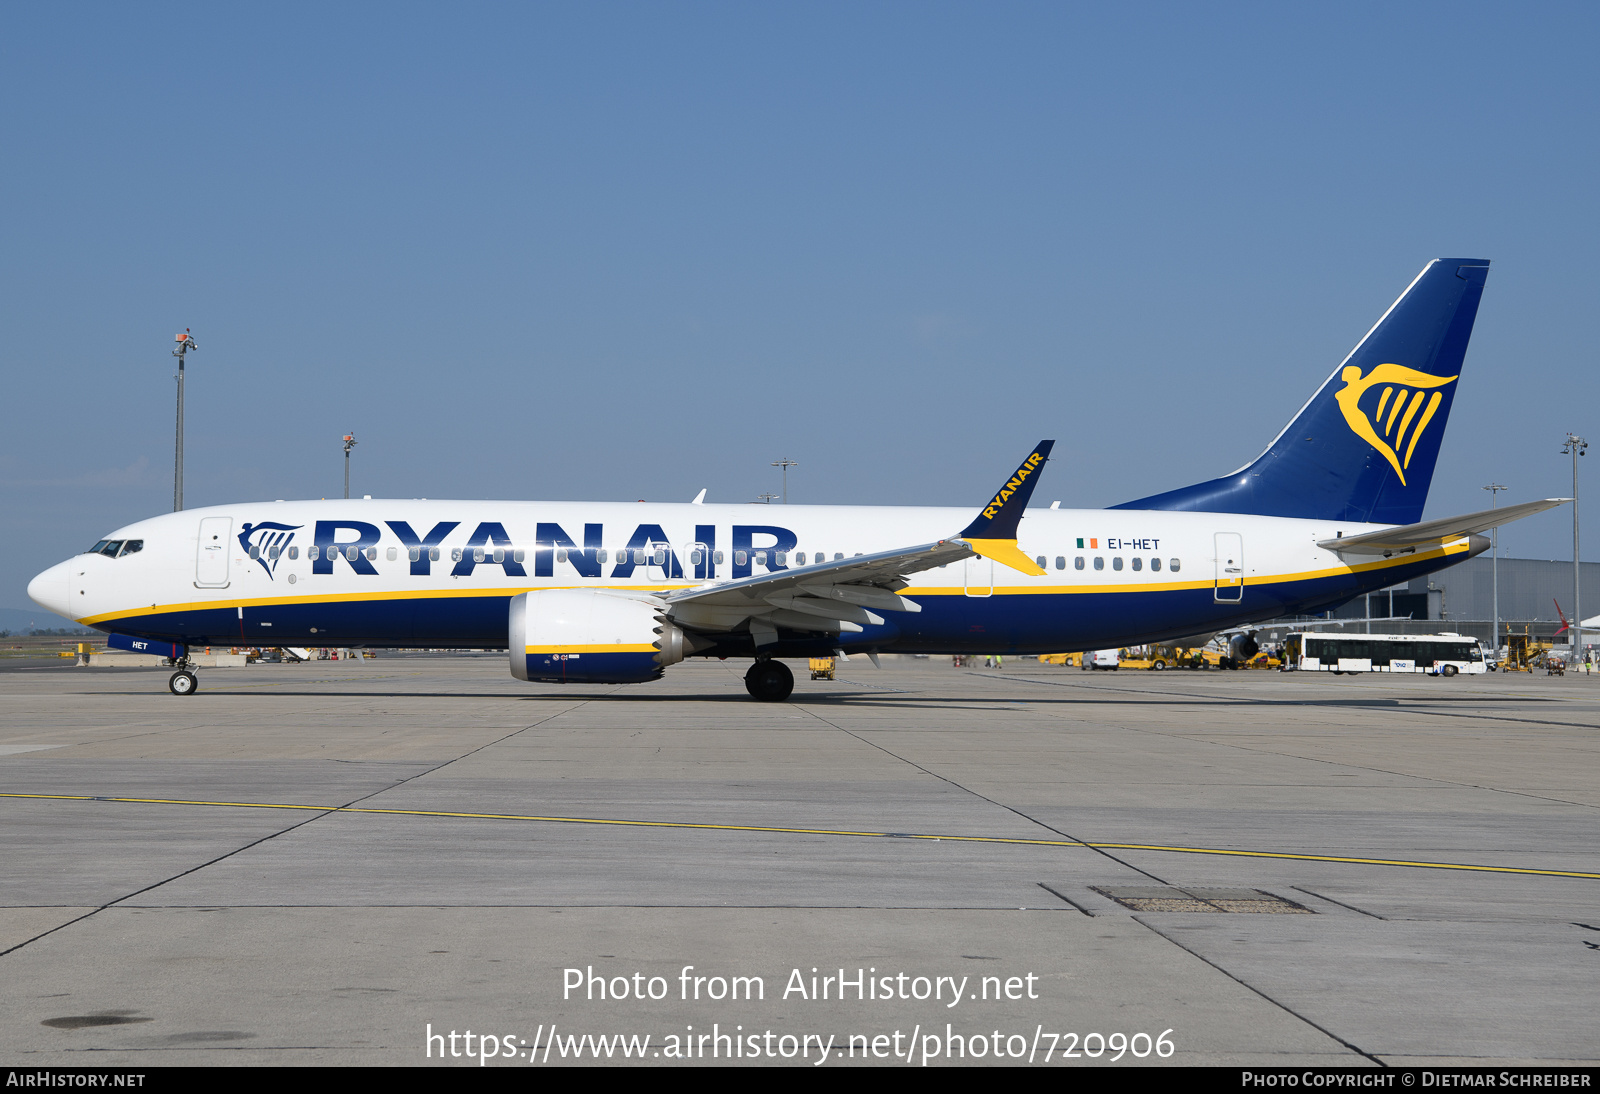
(744, 658), (794, 702)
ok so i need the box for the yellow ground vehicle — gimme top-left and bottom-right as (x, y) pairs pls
(1500, 631), (1559, 673)
(1120, 645), (1204, 670)
(808, 657), (835, 680)
(1038, 652), (1082, 667)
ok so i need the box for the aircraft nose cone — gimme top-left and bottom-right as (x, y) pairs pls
(27, 560), (73, 620)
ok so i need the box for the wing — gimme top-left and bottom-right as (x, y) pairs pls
(664, 440), (1055, 647)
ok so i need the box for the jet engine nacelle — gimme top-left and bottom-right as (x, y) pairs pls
(509, 589), (689, 684)
(1228, 631), (1260, 664)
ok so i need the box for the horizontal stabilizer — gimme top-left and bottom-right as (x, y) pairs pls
(1318, 498), (1568, 554)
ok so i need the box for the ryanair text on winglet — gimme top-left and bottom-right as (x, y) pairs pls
(982, 452), (1046, 519)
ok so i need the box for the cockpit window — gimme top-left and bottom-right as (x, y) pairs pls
(86, 539), (141, 558)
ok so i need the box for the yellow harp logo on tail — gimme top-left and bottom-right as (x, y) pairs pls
(1333, 364), (1458, 486)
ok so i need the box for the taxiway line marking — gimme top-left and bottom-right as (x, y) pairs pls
(3, 792), (1596, 880)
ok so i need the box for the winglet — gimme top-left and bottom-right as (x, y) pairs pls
(957, 440), (1054, 575)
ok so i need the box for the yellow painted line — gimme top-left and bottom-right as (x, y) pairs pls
(2, 793), (1594, 881)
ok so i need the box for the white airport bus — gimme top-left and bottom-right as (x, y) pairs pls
(1284, 632), (1486, 676)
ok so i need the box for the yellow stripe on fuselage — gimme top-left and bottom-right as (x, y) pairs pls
(79, 540), (1470, 627)
(78, 583), (699, 626)
(525, 644), (656, 655)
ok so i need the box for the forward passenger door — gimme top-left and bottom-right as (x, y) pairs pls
(195, 517), (232, 588)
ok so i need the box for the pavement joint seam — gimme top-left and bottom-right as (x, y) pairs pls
(1133, 917), (1384, 1066)
(791, 697), (1186, 888)
(0, 698), (593, 960)
(979, 675), (1600, 815)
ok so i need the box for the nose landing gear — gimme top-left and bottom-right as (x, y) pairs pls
(167, 654), (199, 696)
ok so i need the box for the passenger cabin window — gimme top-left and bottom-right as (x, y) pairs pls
(309, 546), (321, 560)
(1131, 557), (1142, 571)
(268, 545), (280, 560)
(451, 548), (462, 562)
(654, 548), (667, 565)
(1112, 557), (1123, 571)
(409, 548), (420, 562)
(690, 549), (704, 565)
(429, 547), (440, 562)
(775, 551), (787, 566)
(1093, 557), (1104, 570)
(1055, 556), (1066, 570)
(1169, 559), (1181, 572)
(386, 547), (397, 561)
(735, 550), (748, 566)
(555, 549), (568, 563)
(1074, 556), (1085, 570)
(754, 551), (766, 566)
(288, 546), (299, 560)
(493, 548), (505, 563)
(365, 547), (377, 561)
(597, 549), (608, 564)
(714, 551), (724, 564)
(514, 549), (525, 563)
(1035, 556), (1046, 569)
(795, 552), (806, 564)
(248, 546), (260, 559)
(1150, 557), (1161, 571)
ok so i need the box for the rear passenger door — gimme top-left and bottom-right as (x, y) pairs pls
(1214, 532), (1243, 603)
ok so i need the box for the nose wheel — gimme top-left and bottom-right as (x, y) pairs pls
(744, 659), (794, 702)
(168, 670), (198, 695)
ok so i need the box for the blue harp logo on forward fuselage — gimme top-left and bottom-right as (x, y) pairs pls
(238, 522), (302, 579)
(1333, 364), (1458, 486)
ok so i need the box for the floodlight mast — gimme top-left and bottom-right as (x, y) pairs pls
(1562, 434), (1587, 660)
(771, 457), (798, 503)
(172, 331), (196, 512)
(1483, 483), (1506, 655)
(343, 433), (358, 500)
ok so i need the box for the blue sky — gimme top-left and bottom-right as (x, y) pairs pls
(4, 3), (1598, 614)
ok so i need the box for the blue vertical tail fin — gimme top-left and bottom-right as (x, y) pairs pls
(1113, 258), (1489, 525)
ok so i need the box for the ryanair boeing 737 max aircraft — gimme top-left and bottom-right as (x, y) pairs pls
(28, 258), (1566, 699)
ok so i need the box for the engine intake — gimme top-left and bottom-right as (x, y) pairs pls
(509, 590), (688, 684)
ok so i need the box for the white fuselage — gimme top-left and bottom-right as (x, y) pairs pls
(30, 498), (1477, 656)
